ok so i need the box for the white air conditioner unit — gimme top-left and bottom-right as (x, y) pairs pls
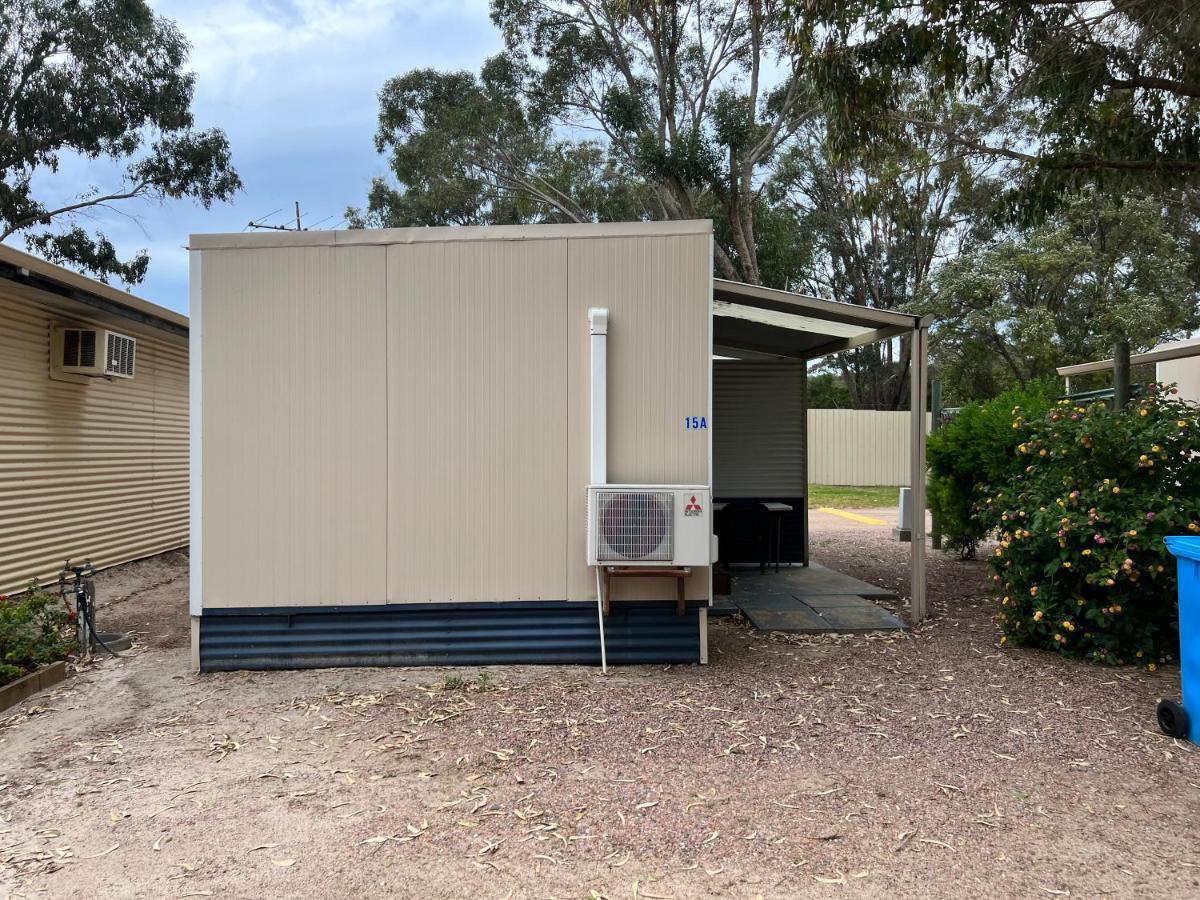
(587, 485), (711, 567)
(53, 327), (136, 378)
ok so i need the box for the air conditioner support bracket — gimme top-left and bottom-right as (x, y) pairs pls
(602, 566), (691, 617)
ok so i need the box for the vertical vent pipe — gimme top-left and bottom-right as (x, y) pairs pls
(589, 308), (608, 485)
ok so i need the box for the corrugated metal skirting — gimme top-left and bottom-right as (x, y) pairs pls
(198, 602), (702, 671)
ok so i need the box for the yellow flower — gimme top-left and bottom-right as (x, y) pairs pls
(1178, 420), (1188, 428)
(1148, 663), (1157, 672)
(1030, 586), (1039, 597)
(1033, 610), (1044, 621)
(1139, 408), (1148, 417)
(1112, 486), (1121, 494)
(1128, 530), (1137, 537)
(1063, 561), (1072, 569)
(1082, 549), (1092, 556)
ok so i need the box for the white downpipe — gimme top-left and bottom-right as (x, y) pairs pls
(589, 308), (609, 675)
(589, 308), (608, 484)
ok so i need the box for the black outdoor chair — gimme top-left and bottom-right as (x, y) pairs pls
(715, 500), (771, 574)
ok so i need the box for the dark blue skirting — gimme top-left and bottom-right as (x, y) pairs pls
(198, 600), (703, 671)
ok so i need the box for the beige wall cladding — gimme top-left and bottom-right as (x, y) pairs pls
(200, 246), (388, 607)
(197, 223), (713, 609)
(566, 234), (712, 602)
(713, 361), (806, 496)
(1160, 356), (1200, 404)
(385, 240), (569, 603)
(0, 287), (188, 595)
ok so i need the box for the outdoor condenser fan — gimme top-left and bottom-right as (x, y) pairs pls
(598, 491), (671, 562)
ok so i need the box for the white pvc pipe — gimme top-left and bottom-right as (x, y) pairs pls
(589, 308), (608, 485)
(595, 567), (608, 675)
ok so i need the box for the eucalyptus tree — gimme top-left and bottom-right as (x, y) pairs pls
(776, 82), (1006, 408)
(362, 0), (812, 284)
(0, 0), (240, 283)
(787, 0), (1200, 218)
(921, 192), (1200, 402)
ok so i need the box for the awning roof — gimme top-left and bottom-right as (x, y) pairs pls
(712, 279), (925, 360)
(1056, 338), (1200, 377)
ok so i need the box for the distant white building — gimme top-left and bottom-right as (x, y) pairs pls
(1155, 338), (1200, 403)
(1058, 337), (1200, 403)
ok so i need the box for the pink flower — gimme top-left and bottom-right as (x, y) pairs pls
(1146, 511), (1156, 522)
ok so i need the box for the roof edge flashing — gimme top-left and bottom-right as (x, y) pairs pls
(190, 219), (714, 251)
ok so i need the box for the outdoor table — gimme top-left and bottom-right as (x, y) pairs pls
(712, 501), (794, 572)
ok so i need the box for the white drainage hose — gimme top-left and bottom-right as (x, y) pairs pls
(595, 567), (608, 675)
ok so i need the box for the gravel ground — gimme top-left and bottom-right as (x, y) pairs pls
(2, 528), (1198, 899)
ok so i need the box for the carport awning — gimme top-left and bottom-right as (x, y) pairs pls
(713, 279), (923, 360)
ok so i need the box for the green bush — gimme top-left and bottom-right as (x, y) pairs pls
(0, 583), (74, 686)
(980, 386), (1200, 666)
(928, 382), (1056, 553)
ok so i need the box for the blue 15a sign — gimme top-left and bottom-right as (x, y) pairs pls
(683, 416), (708, 430)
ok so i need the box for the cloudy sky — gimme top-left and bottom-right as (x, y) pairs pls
(34, 0), (504, 314)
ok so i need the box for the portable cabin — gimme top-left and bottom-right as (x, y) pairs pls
(0, 245), (188, 595)
(190, 220), (929, 671)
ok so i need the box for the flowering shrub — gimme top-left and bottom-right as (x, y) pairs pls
(927, 382), (1055, 554)
(0, 583), (73, 686)
(980, 386), (1200, 666)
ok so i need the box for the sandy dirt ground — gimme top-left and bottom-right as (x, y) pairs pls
(2, 529), (1198, 900)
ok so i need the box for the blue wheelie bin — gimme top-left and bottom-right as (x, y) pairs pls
(1160, 536), (1200, 743)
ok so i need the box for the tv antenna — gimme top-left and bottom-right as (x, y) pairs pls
(248, 201), (307, 232)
